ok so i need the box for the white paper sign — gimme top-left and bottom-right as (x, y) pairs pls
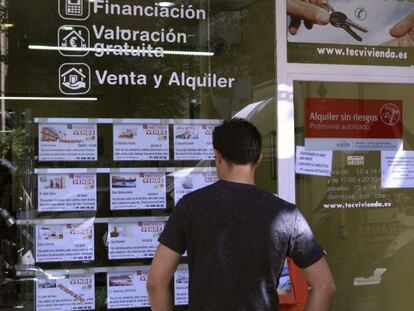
(174, 124), (215, 160)
(110, 173), (166, 210)
(174, 266), (189, 306)
(36, 274), (95, 311)
(295, 146), (333, 176)
(381, 150), (414, 188)
(113, 124), (169, 160)
(108, 221), (165, 259)
(38, 173), (97, 212)
(107, 269), (150, 309)
(174, 170), (218, 204)
(36, 222), (94, 263)
(39, 123), (97, 161)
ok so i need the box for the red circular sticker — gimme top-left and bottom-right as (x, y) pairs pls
(380, 103), (401, 126)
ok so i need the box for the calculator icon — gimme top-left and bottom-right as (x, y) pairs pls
(66, 0), (82, 16)
(59, 0), (90, 20)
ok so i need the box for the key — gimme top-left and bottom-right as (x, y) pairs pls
(330, 12), (362, 41)
(329, 11), (367, 42)
(343, 18), (368, 34)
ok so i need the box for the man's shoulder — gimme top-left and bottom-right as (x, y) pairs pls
(256, 189), (297, 211)
(179, 181), (219, 202)
(179, 181), (297, 211)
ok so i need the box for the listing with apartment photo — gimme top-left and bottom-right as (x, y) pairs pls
(110, 172), (166, 210)
(174, 266), (189, 306)
(107, 269), (150, 309)
(174, 124), (215, 160)
(38, 173), (97, 212)
(113, 123), (169, 160)
(35, 222), (94, 263)
(174, 170), (218, 204)
(38, 123), (97, 161)
(36, 273), (95, 311)
(107, 221), (165, 259)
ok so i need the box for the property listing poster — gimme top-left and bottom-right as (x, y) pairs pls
(36, 222), (94, 262)
(107, 269), (150, 309)
(107, 220), (165, 259)
(174, 170), (219, 204)
(36, 273), (95, 311)
(304, 98), (402, 151)
(287, 0), (414, 66)
(110, 172), (166, 210)
(381, 150), (414, 188)
(113, 124), (169, 160)
(174, 266), (189, 306)
(174, 124), (215, 160)
(39, 123), (97, 161)
(38, 173), (96, 212)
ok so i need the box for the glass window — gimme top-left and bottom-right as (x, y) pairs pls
(0, 0), (276, 310)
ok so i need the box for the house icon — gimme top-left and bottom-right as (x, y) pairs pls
(61, 67), (86, 87)
(58, 25), (90, 56)
(59, 63), (91, 95)
(61, 30), (86, 48)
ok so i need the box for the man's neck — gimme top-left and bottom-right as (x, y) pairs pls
(219, 165), (256, 185)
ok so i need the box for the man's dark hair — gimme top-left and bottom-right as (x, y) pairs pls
(212, 118), (262, 165)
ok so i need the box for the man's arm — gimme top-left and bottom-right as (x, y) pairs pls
(301, 257), (336, 311)
(147, 244), (182, 311)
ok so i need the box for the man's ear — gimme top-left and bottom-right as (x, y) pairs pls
(214, 149), (223, 164)
(254, 152), (264, 167)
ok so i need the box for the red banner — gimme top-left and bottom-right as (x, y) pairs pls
(305, 98), (402, 139)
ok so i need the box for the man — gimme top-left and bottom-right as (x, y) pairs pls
(147, 118), (335, 311)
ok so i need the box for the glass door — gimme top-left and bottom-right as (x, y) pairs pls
(293, 80), (414, 311)
(277, 0), (414, 308)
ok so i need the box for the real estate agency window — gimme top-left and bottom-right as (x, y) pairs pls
(1, 0), (276, 310)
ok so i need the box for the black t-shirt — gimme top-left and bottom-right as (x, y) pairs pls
(159, 180), (324, 311)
